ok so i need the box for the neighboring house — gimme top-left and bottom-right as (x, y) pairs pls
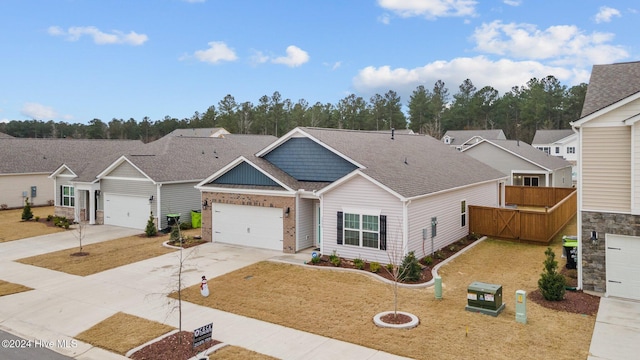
(461, 139), (573, 188)
(0, 138), (140, 209)
(532, 129), (578, 185)
(571, 61), (640, 301)
(0, 132), (14, 139)
(441, 129), (507, 150)
(169, 127), (230, 138)
(196, 127), (508, 263)
(51, 134), (275, 230)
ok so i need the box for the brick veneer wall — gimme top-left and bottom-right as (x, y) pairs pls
(201, 192), (296, 253)
(581, 211), (640, 293)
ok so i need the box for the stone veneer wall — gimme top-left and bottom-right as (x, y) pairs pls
(201, 192), (296, 253)
(581, 211), (640, 293)
(54, 206), (75, 221)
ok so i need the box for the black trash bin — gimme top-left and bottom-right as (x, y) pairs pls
(563, 239), (578, 269)
(166, 214), (180, 226)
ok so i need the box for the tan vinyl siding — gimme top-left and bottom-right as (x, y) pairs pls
(322, 176), (403, 264)
(582, 126), (631, 212)
(0, 174), (54, 208)
(100, 178), (155, 196)
(634, 122), (640, 213)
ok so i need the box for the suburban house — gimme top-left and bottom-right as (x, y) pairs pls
(50, 134), (275, 230)
(461, 139), (573, 187)
(571, 61), (640, 301)
(0, 132), (13, 139)
(532, 129), (578, 184)
(0, 138), (140, 209)
(196, 127), (508, 263)
(441, 129), (507, 150)
(168, 127), (230, 138)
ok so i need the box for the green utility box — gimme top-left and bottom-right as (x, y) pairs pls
(465, 281), (505, 317)
(191, 210), (202, 229)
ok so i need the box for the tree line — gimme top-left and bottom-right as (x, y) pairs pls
(0, 75), (586, 144)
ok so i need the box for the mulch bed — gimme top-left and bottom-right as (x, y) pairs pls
(130, 331), (221, 360)
(308, 235), (480, 284)
(529, 289), (600, 316)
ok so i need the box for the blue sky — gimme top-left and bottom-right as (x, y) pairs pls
(0, 0), (637, 124)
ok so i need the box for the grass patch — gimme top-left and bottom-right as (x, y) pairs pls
(0, 206), (64, 242)
(16, 229), (200, 276)
(209, 346), (278, 360)
(75, 312), (174, 355)
(176, 217), (594, 359)
(0, 280), (33, 296)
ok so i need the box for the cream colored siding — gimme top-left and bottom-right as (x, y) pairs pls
(296, 198), (316, 250)
(582, 126), (631, 212)
(322, 176), (403, 264)
(0, 174), (54, 208)
(407, 181), (498, 258)
(635, 122), (640, 213)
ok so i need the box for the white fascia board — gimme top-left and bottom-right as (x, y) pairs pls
(255, 127), (365, 169)
(96, 155), (155, 182)
(48, 164), (76, 178)
(405, 176), (509, 202)
(199, 186), (296, 197)
(623, 112), (640, 125)
(194, 155), (295, 192)
(316, 170), (405, 201)
(571, 92), (640, 128)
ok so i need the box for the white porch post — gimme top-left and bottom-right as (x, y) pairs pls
(89, 190), (96, 224)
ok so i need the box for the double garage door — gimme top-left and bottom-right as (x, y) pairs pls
(606, 234), (640, 300)
(103, 193), (150, 230)
(212, 203), (283, 251)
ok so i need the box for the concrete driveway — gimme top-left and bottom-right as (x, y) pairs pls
(0, 225), (409, 360)
(589, 297), (640, 360)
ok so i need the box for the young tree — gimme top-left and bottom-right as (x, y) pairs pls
(538, 247), (566, 301)
(145, 212), (157, 237)
(72, 220), (88, 256)
(21, 197), (33, 221)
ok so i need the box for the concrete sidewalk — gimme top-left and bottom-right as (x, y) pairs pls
(588, 297), (640, 360)
(0, 227), (409, 360)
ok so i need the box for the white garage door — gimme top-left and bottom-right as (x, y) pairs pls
(103, 193), (150, 230)
(212, 203), (283, 251)
(606, 234), (640, 300)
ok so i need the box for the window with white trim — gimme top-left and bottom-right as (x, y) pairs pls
(61, 185), (75, 207)
(567, 147), (575, 154)
(461, 200), (467, 227)
(343, 213), (379, 248)
(523, 176), (539, 186)
(555, 146), (560, 154)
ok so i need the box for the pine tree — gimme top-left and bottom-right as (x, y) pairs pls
(21, 197), (33, 221)
(145, 212), (157, 237)
(538, 247), (566, 301)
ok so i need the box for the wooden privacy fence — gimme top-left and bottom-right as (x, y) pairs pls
(470, 186), (576, 244)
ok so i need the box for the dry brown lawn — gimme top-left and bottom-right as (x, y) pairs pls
(0, 206), (64, 242)
(178, 217), (593, 360)
(75, 312), (174, 355)
(0, 280), (33, 296)
(209, 346), (278, 360)
(16, 229), (200, 276)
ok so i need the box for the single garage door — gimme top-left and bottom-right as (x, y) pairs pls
(104, 193), (150, 230)
(606, 234), (640, 300)
(212, 203), (283, 251)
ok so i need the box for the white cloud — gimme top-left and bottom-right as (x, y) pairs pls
(595, 6), (621, 23)
(21, 102), (58, 120)
(48, 26), (148, 46)
(377, 0), (477, 19)
(353, 56), (589, 100)
(249, 50), (270, 65)
(471, 21), (628, 67)
(271, 45), (309, 67)
(192, 41), (238, 64)
(503, 0), (521, 6)
(332, 61), (342, 70)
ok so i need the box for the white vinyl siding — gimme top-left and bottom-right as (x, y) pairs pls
(296, 198), (316, 250)
(407, 181), (498, 258)
(159, 182), (200, 229)
(582, 126), (631, 212)
(322, 175), (402, 264)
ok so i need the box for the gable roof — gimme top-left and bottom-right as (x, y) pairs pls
(442, 129), (506, 145)
(0, 132), (13, 139)
(297, 127), (506, 198)
(580, 61), (640, 118)
(98, 134), (276, 183)
(531, 129), (575, 145)
(0, 138), (142, 176)
(464, 139), (572, 171)
(168, 127), (229, 137)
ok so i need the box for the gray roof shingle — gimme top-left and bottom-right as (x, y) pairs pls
(581, 61), (640, 117)
(470, 139), (572, 171)
(531, 129), (575, 145)
(442, 129), (506, 145)
(0, 132), (14, 139)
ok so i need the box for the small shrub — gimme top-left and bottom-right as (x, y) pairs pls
(538, 247), (566, 301)
(435, 250), (445, 260)
(0, 204), (7, 210)
(47, 215), (53, 221)
(145, 213), (157, 237)
(179, 222), (191, 230)
(353, 258), (365, 270)
(47, 199), (54, 206)
(21, 197), (33, 221)
(400, 251), (422, 282)
(34, 216), (40, 221)
(422, 256), (433, 266)
(310, 254), (321, 264)
(329, 251), (341, 267)
(448, 244), (458, 252)
(63, 220), (70, 230)
(386, 263), (395, 272)
(370, 261), (381, 273)
(170, 225), (181, 242)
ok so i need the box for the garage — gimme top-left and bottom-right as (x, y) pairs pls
(212, 203), (283, 251)
(606, 234), (640, 300)
(103, 193), (150, 230)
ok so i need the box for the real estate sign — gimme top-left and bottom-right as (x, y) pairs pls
(193, 322), (213, 348)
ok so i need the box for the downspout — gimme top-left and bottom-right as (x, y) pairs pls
(572, 124), (583, 290)
(156, 184), (162, 228)
(319, 193), (324, 254)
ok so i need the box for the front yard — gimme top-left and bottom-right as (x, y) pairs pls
(0, 206), (64, 242)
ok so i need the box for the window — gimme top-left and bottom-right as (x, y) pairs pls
(537, 146), (551, 154)
(461, 200), (467, 227)
(61, 185), (74, 207)
(555, 146), (560, 154)
(338, 212), (386, 249)
(567, 147), (575, 154)
(523, 176), (539, 187)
